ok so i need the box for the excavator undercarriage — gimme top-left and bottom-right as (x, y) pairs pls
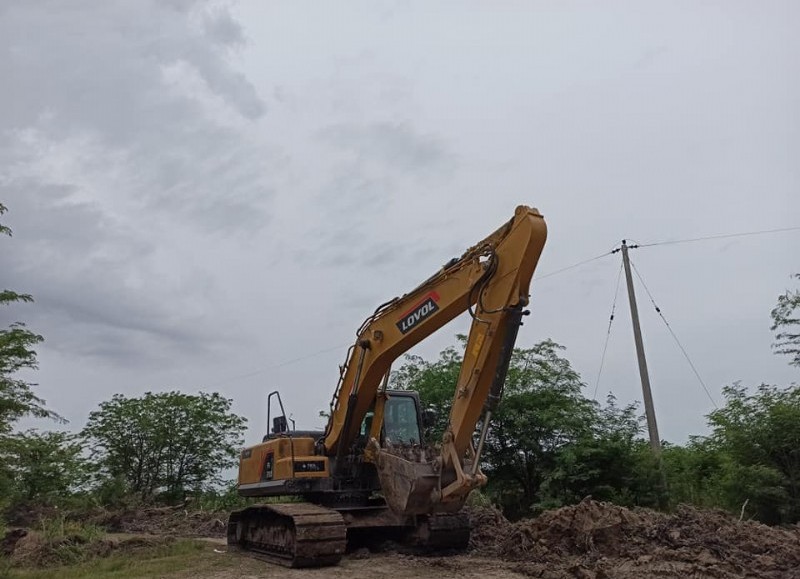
(226, 502), (470, 568)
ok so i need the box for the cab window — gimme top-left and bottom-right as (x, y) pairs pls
(359, 410), (375, 436)
(384, 396), (421, 445)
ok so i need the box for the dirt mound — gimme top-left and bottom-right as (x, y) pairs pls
(93, 506), (227, 538)
(464, 505), (511, 552)
(0, 528), (28, 556)
(470, 498), (800, 579)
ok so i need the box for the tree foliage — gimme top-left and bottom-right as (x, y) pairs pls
(0, 202), (10, 237)
(542, 395), (660, 509)
(771, 274), (800, 367)
(82, 391), (246, 503)
(661, 437), (729, 509)
(393, 337), (660, 515)
(0, 203), (62, 516)
(705, 383), (800, 524)
(480, 340), (596, 514)
(1, 430), (88, 504)
(1, 202), (62, 513)
(0, 204), (57, 434)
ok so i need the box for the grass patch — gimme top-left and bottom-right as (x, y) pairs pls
(7, 539), (226, 579)
(10, 516), (112, 568)
(37, 517), (103, 545)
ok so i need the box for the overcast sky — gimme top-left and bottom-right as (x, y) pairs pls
(2, 0), (798, 445)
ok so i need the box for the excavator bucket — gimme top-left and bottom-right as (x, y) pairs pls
(373, 447), (440, 516)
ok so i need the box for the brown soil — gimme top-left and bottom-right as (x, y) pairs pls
(91, 505), (228, 538)
(186, 499), (800, 578)
(468, 497), (800, 579)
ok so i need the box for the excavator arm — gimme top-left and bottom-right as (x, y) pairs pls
(321, 205), (547, 515)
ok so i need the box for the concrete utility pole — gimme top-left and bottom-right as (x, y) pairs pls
(620, 240), (662, 456)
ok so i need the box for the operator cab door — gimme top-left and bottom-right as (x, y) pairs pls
(358, 392), (424, 446)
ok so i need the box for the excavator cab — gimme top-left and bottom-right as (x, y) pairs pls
(384, 394), (424, 444)
(357, 391), (425, 448)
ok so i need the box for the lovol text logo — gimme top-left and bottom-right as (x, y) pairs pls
(396, 292), (440, 334)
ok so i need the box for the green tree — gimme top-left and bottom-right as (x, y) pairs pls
(661, 437), (729, 509)
(394, 337), (598, 515)
(1, 430), (88, 504)
(772, 274), (800, 367)
(0, 203), (57, 434)
(706, 383), (800, 524)
(83, 391), (246, 503)
(482, 340), (595, 515)
(1, 202), (60, 513)
(542, 395), (661, 508)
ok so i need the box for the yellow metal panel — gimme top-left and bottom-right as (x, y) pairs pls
(237, 437), (324, 485)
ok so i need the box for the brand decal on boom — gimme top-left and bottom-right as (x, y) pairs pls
(396, 292), (440, 334)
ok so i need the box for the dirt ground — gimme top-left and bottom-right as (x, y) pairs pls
(6, 498), (800, 578)
(184, 498), (800, 579)
(178, 550), (563, 579)
(89, 505), (229, 538)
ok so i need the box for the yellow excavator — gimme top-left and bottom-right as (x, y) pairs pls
(227, 205), (547, 567)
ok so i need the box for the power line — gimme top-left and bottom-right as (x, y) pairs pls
(637, 225), (800, 249)
(593, 260), (624, 400)
(536, 250), (615, 280)
(629, 260), (718, 408)
(203, 250), (614, 390)
(202, 224), (797, 393)
(201, 249), (614, 390)
(204, 342), (350, 389)
(203, 249), (613, 390)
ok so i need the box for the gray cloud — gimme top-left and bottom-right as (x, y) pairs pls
(0, 181), (216, 365)
(3, 0), (799, 445)
(318, 122), (454, 174)
(287, 122), (458, 267)
(0, 0), (270, 227)
(0, 0), (272, 364)
(0, 1), (264, 132)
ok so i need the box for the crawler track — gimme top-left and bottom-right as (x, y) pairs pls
(227, 503), (346, 568)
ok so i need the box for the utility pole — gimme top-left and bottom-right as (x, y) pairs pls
(620, 240), (662, 456)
